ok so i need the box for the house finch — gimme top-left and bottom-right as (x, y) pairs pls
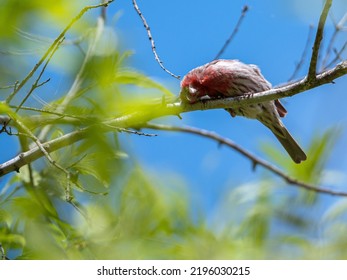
(180, 59), (307, 163)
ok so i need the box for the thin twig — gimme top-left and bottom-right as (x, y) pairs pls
(5, 0), (114, 104)
(12, 33), (60, 183)
(16, 28), (58, 45)
(64, 174), (88, 221)
(0, 84), (17, 90)
(132, 0), (180, 79)
(16, 28), (89, 49)
(0, 186), (22, 206)
(308, 0), (333, 82)
(145, 123), (347, 197)
(15, 37), (63, 113)
(214, 5), (249, 60)
(288, 25), (314, 81)
(10, 117), (70, 177)
(0, 48), (46, 56)
(119, 128), (157, 137)
(326, 40), (347, 69)
(9, 105), (87, 120)
(321, 25), (339, 71)
(0, 128), (87, 176)
(36, 16), (105, 142)
(321, 12), (347, 70)
(107, 125), (158, 136)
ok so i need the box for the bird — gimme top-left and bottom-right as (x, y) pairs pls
(179, 59), (307, 163)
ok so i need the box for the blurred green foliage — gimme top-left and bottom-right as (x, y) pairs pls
(1, 1), (347, 260)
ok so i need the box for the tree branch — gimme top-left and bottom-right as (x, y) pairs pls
(9, 117), (70, 177)
(308, 0), (332, 82)
(0, 128), (87, 176)
(145, 123), (347, 197)
(1, 60), (346, 177)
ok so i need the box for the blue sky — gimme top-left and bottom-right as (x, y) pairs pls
(1, 0), (347, 215)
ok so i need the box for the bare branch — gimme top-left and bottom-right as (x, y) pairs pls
(321, 25), (339, 70)
(321, 12), (347, 70)
(308, 0), (333, 81)
(214, 5), (249, 60)
(326, 41), (347, 69)
(5, 0), (114, 104)
(145, 123), (347, 197)
(132, 0), (180, 79)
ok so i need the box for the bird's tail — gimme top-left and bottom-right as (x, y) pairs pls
(261, 118), (307, 164)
